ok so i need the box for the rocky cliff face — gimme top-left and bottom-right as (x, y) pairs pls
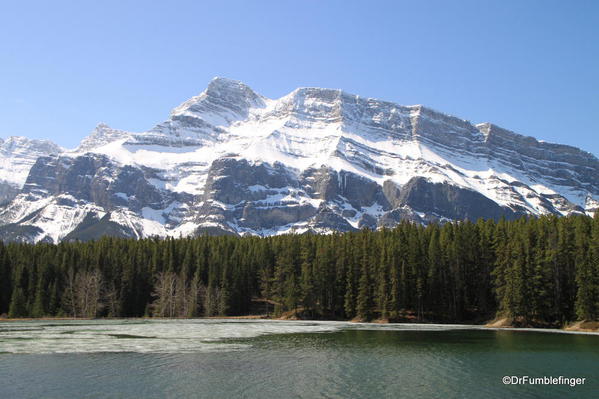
(0, 77), (597, 242)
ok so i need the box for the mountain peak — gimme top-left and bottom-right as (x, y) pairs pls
(204, 77), (264, 106)
(1, 136), (63, 153)
(76, 123), (131, 152)
(207, 76), (251, 92)
(95, 122), (112, 130)
(162, 78), (266, 133)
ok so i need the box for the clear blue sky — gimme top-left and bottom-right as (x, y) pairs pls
(1, 0), (598, 155)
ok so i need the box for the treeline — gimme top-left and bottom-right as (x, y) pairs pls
(1, 214), (598, 325)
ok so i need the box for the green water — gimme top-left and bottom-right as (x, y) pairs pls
(0, 320), (597, 398)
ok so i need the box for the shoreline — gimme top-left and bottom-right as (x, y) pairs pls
(1, 316), (598, 335)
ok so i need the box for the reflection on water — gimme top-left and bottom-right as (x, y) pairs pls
(0, 320), (597, 398)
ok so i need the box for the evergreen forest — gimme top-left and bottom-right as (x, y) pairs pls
(1, 214), (598, 327)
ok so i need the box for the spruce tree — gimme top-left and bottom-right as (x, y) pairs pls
(356, 260), (372, 320)
(8, 288), (27, 318)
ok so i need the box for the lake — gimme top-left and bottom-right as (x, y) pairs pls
(0, 319), (597, 398)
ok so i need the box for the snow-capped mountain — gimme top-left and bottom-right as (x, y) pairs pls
(0, 136), (64, 205)
(0, 77), (597, 243)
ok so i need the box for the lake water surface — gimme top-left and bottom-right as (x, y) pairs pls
(0, 319), (597, 398)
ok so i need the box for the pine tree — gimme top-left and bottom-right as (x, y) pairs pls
(356, 258), (372, 320)
(300, 262), (315, 314)
(8, 287), (27, 318)
(344, 255), (356, 319)
(0, 243), (11, 315)
(218, 283), (229, 316)
(376, 244), (389, 319)
(575, 216), (596, 320)
(427, 226), (443, 316)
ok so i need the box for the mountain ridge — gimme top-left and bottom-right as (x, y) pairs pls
(0, 77), (597, 242)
